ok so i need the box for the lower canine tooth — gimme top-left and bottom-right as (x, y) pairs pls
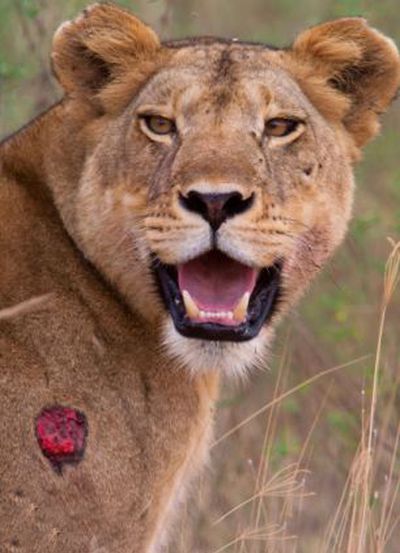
(233, 292), (250, 321)
(182, 290), (200, 319)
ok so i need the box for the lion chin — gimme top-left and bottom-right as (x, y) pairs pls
(162, 317), (273, 377)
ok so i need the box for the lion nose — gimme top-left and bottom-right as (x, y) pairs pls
(179, 191), (254, 231)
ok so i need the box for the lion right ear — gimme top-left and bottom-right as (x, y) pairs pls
(51, 3), (160, 98)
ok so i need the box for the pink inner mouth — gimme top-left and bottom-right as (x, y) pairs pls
(178, 250), (258, 326)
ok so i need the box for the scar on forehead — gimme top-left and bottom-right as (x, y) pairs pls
(213, 48), (237, 107)
(215, 48), (233, 81)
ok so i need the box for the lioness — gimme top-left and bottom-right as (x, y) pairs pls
(0, 3), (399, 552)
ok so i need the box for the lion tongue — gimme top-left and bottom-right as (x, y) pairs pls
(178, 251), (257, 325)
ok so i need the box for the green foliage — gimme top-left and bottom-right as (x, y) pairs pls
(326, 409), (357, 439)
(352, 213), (381, 243)
(332, 0), (367, 17)
(270, 426), (301, 466)
(19, 0), (40, 19)
(282, 397), (300, 415)
(0, 60), (25, 80)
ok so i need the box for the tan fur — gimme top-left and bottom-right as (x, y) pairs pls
(0, 4), (399, 551)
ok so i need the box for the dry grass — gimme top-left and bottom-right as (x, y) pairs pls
(322, 240), (400, 553)
(194, 240), (400, 553)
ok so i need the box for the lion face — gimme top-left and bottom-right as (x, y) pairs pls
(49, 5), (399, 376)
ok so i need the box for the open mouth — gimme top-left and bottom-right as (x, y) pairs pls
(153, 250), (282, 342)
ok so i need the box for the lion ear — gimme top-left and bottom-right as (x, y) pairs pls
(51, 3), (160, 98)
(287, 18), (400, 147)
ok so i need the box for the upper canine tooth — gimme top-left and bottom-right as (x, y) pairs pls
(182, 290), (200, 319)
(233, 292), (250, 322)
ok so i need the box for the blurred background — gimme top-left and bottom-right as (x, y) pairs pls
(1, 1), (399, 551)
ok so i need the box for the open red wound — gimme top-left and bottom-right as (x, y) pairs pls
(35, 406), (88, 474)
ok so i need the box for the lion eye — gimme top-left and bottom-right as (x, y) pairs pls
(264, 118), (300, 138)
(142, 115), (176, 135)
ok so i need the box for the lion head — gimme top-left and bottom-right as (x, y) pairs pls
(46, 4), (399, 376)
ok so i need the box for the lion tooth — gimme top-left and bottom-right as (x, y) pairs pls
(182, 290), (200, 319)
(233, 292), (250, 322)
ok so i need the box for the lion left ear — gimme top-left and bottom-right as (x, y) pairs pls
(51, 3), (160, 99)
(286, 18), (400, 147)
